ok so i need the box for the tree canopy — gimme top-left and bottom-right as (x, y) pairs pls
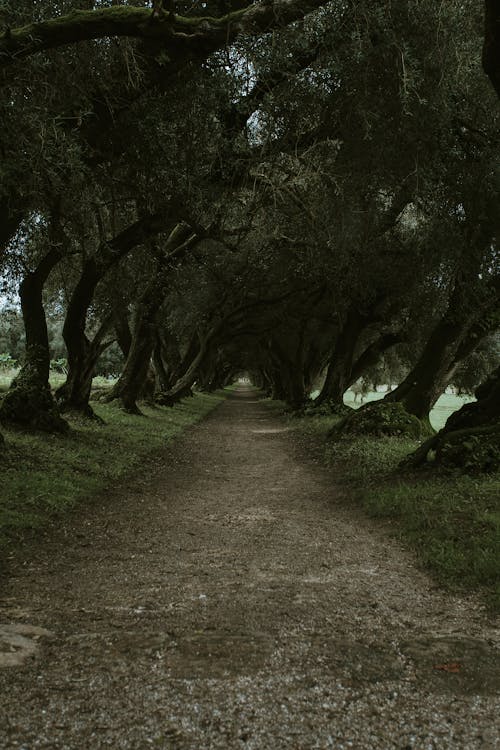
(0, 0), (498, 469)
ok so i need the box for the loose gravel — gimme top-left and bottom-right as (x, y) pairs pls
(0, 387), (499, 749)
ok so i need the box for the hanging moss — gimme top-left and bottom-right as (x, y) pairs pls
(330, 401), (433, 440)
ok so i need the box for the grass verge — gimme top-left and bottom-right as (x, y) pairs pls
(274, 403), (500, 613)
(0, 393), (224, 552)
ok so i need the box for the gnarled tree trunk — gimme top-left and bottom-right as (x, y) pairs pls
(105, 299), (157, 413)
(55, 258), (105, 416)
(0, 249), (68, 432)
(315, 307), (370, 408)
(385, 277), (499, 424)
(107, 224), (197, 412)
(56, 210), (180, 414)
(408, 365), (500, 472)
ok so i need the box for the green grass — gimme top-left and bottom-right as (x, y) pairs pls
(0, 393), (224, 551)
(277, 405), (500, 612)
(341, 389), (475, 431)
(0, 368), (115, 392)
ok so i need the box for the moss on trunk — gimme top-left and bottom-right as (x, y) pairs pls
(0, 358), (68, 433)
(0, 1), (329, 67)
(0, 251), (68, 434)
(408, 366), (500, 473)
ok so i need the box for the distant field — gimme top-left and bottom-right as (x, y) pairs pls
(1, 369), (474, 431)
(0, 368), (115, 393)
(343, 389), (475, 430)
(307, 388), (474, 431)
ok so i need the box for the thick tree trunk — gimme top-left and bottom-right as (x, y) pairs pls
(56, 322), (113, 418)
(264, 332), (308, 408)
(0, 250), (68, 432)
(152, 334), (171, 394)
(56, 211), (181, 414)
(105, 301), (156, 413)
(58, 350), (100, 416)
(408, 366), (500, 472)
(55, 259), (102, 416)
(106, 225), (198, 412)
(385, 280), (499, 422)
(315, 308), (368, 407)
(348, 330), (403, 388)
(113, 299), (133, 358)
(280, 363), (306, 407)
(385, 321), (467, 422)
(156, 330), (215, 406)
(159, 330), (184, 390)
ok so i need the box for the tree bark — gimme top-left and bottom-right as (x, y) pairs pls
(0, 249), (68, 432)
(315, 308), (369, 407)
(156, 329), (216, 406)
(113, 299), (133, 359)
(385, 278), (499, 422)
(56, 210), (180, 414)
(348, 330), (404, 388)
(408, 365), (500, 472)
(106, 225), (197, 412)
(56, 309), (114, 418)
(0, 1), (330, 68)
(105, 299), (157, 414)
(152, 333), (171, 394)
(55, 257), (101, 415)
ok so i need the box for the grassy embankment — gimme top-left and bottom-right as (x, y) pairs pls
(0, 374), (224, 551)
(280, 391), (500, 612)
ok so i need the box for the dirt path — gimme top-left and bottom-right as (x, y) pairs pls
(0, 387), (499, 749)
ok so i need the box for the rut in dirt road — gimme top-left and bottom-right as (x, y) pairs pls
(0, 387), (499, 749)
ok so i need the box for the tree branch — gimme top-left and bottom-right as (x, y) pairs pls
(0, 1), (331, 68)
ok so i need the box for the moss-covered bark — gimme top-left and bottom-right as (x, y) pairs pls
(408, 365), (500, 473)
(0, 1), (330, 68)
(0, 250), (68, 433)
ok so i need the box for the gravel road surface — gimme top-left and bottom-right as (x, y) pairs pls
(0, 387), (499, 749)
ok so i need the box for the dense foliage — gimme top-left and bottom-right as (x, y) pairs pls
(0, 0), (498, 470)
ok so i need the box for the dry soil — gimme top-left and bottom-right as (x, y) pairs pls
(0, 386), (499, 749)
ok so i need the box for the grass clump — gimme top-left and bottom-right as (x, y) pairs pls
(285, 410), (500, 612)
(0, 393), (224, 551)
(362, 473), (500, 610)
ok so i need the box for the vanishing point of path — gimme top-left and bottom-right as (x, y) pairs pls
(0, 387), (499, 749)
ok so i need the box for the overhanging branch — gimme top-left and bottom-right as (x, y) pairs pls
(0, 1), (331, 68)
